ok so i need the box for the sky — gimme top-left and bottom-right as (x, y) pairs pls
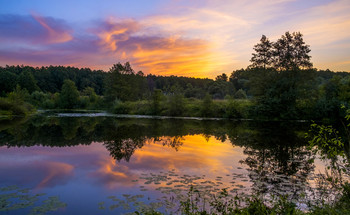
(0, 0), (349, 78)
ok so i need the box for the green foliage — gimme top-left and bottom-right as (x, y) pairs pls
(0, 71), (18, 96)
(250, 35), (273, 69)
(201, 94), (214, 117)
(167, 94), (185, 116)
(0, 185), (66, 214)
(233, 89), (247, 99)
(58, 79), (80, 109)
(152, 89), (164, 115)
(250, 32), (312, 71)
(225, 100), (243, 119)
(250, 69), (315, 119)
(8, 85), (30, 104)
(305, 109), (350, 214)
(216, 73), (228, 82)
(0, 57), (349, 121)
(30, 91), (50, 108)
(18, 69), (39, 93)
(208, 79), (233, 99)
(104, 62), (148, 103)
(113, 99), (132, 114)
(273, 32), (312, 71)
(81, 87), (103, 109)
(0, 98), (28, 116)
(307, 123), (345, 163)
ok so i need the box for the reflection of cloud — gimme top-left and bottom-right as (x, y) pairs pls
(0, 161), (74, 189)
(36, 162), (74, 188)
(91, 157), (139, 189)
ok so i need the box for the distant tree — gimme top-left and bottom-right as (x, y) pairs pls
(8, 85), (30, 104)
(0, 71), (18, 96)
(250, 35), (273, 69)
(18, 69), (39, 93)
(136, 71), (144, 76)
(273, 31), (312, 70)
(208, 79), (232, 99)
(215, 73), (228, 82)
(58, 79), (80, 109)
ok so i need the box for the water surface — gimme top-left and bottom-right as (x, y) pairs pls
(0, 114), (323, 214)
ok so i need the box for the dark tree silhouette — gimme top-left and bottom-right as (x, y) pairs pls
(215, 73), (228, 82)
(273, 31), (313, 70)
(250, 35), (273, 69)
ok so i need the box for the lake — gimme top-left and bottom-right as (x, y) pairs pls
(0, 112), (327, 214)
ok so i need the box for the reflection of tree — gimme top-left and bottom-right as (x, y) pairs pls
(234, 122), (315, 201)
(242, 146), (314, 198)
(104, 138), (146, 162)
(104, 135), (184, 162)
(0, 114), (316, 186)
(155, 136), (184, 151)
(59, 118), (80, 140)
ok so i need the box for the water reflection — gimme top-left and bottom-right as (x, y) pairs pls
(236, 122), (315, 201)
(0, 115), (320, 213)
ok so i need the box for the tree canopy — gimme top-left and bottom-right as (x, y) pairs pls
(250, 32), (312, 71)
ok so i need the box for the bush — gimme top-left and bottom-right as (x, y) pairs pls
(0, 98), (31, 116)
(200, 94), (214, 117)
(166, 94), (185, 116)
(112, 99), (132, 114)
(234, 89), (247, 99)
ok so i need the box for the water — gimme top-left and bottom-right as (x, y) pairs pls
(0, 113), (326, 214)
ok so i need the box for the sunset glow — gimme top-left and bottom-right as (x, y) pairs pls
(0, 0), (349, 77)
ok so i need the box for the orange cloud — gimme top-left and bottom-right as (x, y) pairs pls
(131, 37), (213, 77)
(96, 19), (216, 77)
(32, 13), (72, 43)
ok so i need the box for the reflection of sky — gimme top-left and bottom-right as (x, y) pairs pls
(0, 135), (250, 213)
(0, 0), (349, 77)
(0, 134), (329, 213)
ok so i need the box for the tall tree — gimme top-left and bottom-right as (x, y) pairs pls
(151, 89), (163, 115)
(273, 32), (312, 70)
(250, 35), (273, 69)
(58, 79), (80, 109)
(104, 62), (142, 102)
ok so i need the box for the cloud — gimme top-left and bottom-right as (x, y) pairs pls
(0, 15), (215, 77)
(92, 18), (215, 77)
(0, 14), (72, 44)
(0, 0), (349, 76)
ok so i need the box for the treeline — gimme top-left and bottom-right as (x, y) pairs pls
(0, 64), (230, 100)
(0, 63), (349, 119)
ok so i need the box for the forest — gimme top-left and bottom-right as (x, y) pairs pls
(0, 31), (349, 120)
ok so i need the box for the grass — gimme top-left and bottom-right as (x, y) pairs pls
(111, 98), (254, 119)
